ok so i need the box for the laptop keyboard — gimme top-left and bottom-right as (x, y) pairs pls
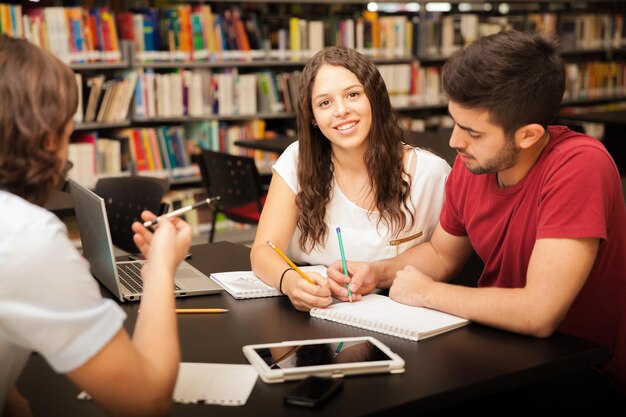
(117, 262), (181, 293)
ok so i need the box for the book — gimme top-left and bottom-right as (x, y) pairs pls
(310, 294), (469, 341)
(210, 265), (327, 300)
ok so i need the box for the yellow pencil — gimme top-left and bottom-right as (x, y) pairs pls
(175, 308), (229, 314)
(267, 240), (316, 285)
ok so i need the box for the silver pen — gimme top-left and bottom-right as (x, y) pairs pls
(143, 196), (220, 227)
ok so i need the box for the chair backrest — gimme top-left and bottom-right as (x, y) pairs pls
(199, 150), (264, 214)
(94, 176), (169, 254)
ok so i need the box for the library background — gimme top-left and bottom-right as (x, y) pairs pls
(3, 0), (625, 246)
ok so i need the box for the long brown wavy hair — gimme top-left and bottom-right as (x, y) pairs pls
(295, 47), (413, 252)
(0, 35), (78, 206)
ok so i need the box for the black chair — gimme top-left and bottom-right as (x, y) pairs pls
(198, 149), (267, 243)
(94, 176), (169, 254)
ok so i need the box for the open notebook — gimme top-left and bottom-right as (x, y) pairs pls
(310, 294), (469, 341)
(210, 265), (327, 299)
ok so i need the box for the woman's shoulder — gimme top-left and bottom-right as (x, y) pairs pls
(274, 140), (299, 165)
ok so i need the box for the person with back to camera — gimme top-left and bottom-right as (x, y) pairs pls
(250, 46), (451, 311)
(327, 30), (626, 414)
(0, 34), (192, 416)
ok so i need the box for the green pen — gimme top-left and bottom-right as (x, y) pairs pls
(335, 341), (344, 353)
(336, 227), (353, 302)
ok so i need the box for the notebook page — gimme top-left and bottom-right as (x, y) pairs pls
(210, 265), (327, 299)
(173, 363), (258, 405)
(310, 294), (469, 341)
(210, 271), (281, 299)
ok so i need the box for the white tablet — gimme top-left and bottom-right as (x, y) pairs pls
(242, 336), (405, 383)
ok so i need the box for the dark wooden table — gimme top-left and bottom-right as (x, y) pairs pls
(17, 242), (610, 416)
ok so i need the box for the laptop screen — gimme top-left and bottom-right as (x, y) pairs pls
(68, 177), (125, 301)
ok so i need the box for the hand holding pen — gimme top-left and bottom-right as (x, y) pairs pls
(132, 211), (193, 271)
(143, 196), (220, 228)
(267, 240), (331, 311)
(267, 241), (315, 285)
(336, 227), (353, 302)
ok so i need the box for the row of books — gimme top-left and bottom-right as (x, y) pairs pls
(415, 12), (626, 59)
(564, 61), (626, 102)
(116, 8), (626, 62)
(1, 4), (122, 63)
(133, 67), (297, 118)
(116, 5), (413, 61)
(519, 13), (626, 52)
(130, 62), (445, 120)
(71, 58), (626, 128)
(67, 126), (199, 188)
(67, 118), (278, 188)
(186, 119), (279, 173)
(74, 71), (137, 123)
(4, 3), (626, 67)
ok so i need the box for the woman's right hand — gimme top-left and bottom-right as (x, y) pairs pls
(326, 260), (378, 301)
(282, 271), (332, 312)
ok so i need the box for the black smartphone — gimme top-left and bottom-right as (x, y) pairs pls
(284, 376), (343, 407)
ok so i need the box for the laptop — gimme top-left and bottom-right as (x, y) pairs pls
(68, 177), (223, 302)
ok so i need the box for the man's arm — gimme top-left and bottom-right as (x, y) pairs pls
(391, 237), (599, 337)
(328, 223), (474, 298)
(375, 222), (474, 286)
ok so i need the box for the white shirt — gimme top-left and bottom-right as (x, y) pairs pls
(272, 141), (450, 266)
(0, 191), (126, 411)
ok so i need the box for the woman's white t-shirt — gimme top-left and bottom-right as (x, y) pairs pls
(272, 141), (451, 266)
(0, 191), (126, 411)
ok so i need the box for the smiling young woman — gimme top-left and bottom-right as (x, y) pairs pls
(250, 46), (451, 312)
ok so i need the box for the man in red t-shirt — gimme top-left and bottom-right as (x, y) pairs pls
(327, 30), (626, 412)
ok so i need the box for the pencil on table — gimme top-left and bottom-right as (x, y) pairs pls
(175, 308), (229, 314)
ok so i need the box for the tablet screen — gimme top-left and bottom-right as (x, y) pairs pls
(252, 339), (393, 369)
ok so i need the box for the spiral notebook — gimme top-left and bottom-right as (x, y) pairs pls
(173, 363), (258, 405)
(310, 294), (469, 341)
(210, 265), (327, 299)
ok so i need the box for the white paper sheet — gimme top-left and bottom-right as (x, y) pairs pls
(173, 362), (258, 406)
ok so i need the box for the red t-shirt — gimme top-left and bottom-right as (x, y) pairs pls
(440, 125), (626, 392)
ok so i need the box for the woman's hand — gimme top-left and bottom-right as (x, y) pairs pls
(282, 271), (332, 312)
(326, 260), (377, 301)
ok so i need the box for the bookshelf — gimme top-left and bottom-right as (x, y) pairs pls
(5, 0), (626, 237)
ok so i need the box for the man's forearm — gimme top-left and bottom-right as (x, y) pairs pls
(374, 241), (451, 288)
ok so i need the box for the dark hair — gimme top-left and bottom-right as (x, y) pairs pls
(295, 344), (334, 367)
(0, 35), (78, 205)
(442, 30), (565, 137)
(295, 46), (413, 252)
